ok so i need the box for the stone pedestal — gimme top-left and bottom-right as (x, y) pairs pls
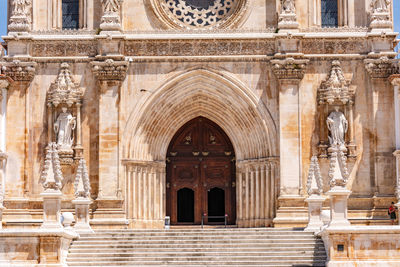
(304, 195), (325, 232)
(41, 189), (63, 229)
(72, 198), (94, 233)
(327, 187), (351, 228)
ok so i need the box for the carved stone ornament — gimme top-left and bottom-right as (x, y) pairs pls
(8, 0), (31, 32)
(47, 63), (83, 107)
(364, 56), (396, 79)
(306, 156), (323, 196)
(271, 58), (308, 81)
(91, 59), (128, 82)
(370, 0), (391, 30)
(328, 145), (349, 188)
(39, 143), (64, 191)
(318, 61), (353, 105)
(100, 0), (123, 31)
(326, 107), (348, 151)
(54, 107), (76, 151)
(278, 0), (298, 30)
(1, 60), (36, 82)
(74, 158), (91, 199)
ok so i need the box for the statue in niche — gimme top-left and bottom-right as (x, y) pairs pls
(12, 0), (31, 15)
(326, 106), (348, 150)
(371, 0), (390, 12)
(282, 0), (295, 13)
(102, 0), (121, 13)
(54, 107), (76, 150)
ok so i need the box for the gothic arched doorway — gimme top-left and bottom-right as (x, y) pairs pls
(166, 117), (236, 225)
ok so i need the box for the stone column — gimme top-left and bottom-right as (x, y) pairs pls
(365, 57), (396, 194)
(0, 76), (11, 229)
(123, 160), (166, 229)
(390, 75), (400, 215)
(91, 59), (128, 200)
(236, 158), (277, 227)
(272, 58), (308, 197)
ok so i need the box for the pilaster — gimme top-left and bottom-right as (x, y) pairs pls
(91, 58), (128, 200)
(390, 75), (400, 207)
(271, 57), (308, 196)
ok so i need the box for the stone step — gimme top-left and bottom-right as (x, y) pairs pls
(75, 235), (317, 241)
(66, 259), (327, 266)
(93, 228), (297, 232)
(68, 246), (324, 253)
(82, 230), (311, 236)
(67, 250), (327, 257)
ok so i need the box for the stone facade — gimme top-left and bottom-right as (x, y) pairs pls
(0, 0), (398, 231)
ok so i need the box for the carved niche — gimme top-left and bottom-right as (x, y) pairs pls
(370, 0), (391, 31)
(317, 60), (356, 158)
(278, 0), (299, 30)
(47, 63), (83, 165)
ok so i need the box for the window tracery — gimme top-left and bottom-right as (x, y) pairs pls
(62, 0), (80, 29)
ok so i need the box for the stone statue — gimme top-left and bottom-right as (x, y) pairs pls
(54, 107), (76, 150)
(326, 107), (348, 149)
(102, 0), (121, 13)
(282, 0), (295, 13)
(12, 0), (31, 15)
(371, 0), (390, 12)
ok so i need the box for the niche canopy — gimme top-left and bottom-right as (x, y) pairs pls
(155, 0), (247, 29)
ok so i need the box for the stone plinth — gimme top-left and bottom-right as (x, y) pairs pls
(72, 198), (94, 234)
(0, 229), (78, 266)
(41, 189), (63, 229)
(321, 226), (400, 266)
(304, 194), (325, 233)
(327, 187), (351, 228)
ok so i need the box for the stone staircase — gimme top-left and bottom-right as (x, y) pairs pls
(66, 228), (327, 267)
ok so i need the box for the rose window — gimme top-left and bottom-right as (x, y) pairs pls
(161, 0), (240, 28)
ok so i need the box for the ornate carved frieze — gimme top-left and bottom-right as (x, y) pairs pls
(306, 156), (323, 196)
(8, 0), (31, 32)
(74, 158), (91, 199)
(364, 56), (396, 79)
(302, 39), (368, 55)
(32, 41), (97, 57)
(100, 0), (123, 31)
(124, 40), (276, 57)
(47, 63), (83, 107)
(91, 59), (128, 81)
(370, 0), (391, 31)
(271, 57), (308, 81)
(278, 0), (298, 30)
(318, 61), (353, 105)
(1, 60), (36, 82)
(40, 143), (64, 191)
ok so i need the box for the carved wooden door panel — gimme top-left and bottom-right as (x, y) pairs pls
(166, 117), (235, 225)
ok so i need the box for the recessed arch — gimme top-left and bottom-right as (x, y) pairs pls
(123, 67), (277, 162)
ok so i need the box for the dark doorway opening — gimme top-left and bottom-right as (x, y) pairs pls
(208, 187), (225, 223)
(177, 188), (195, 222)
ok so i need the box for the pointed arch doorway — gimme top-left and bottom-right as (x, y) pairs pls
(166, 117), (236, 225)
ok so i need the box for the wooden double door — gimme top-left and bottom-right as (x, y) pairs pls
(166, 117), (236, 225)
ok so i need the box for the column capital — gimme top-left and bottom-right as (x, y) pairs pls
(389, 74), (400, 86)
(1, 60), (36, 83)
(364, 56), (396, 79)
(91, 58), (128, 84)
(271, 57), (308, 85)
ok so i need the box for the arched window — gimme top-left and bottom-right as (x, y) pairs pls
(62, 0), (79, 29)
(321, 0), (338, 27)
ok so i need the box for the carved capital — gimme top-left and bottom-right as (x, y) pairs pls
(91, 59), (128, 82)
(2, 60), (36, 83)
(389, 74), (400, 87)
(364, 56), (396, 79)
(0, 76), (13, 90)
(271, 57), (308, 83)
